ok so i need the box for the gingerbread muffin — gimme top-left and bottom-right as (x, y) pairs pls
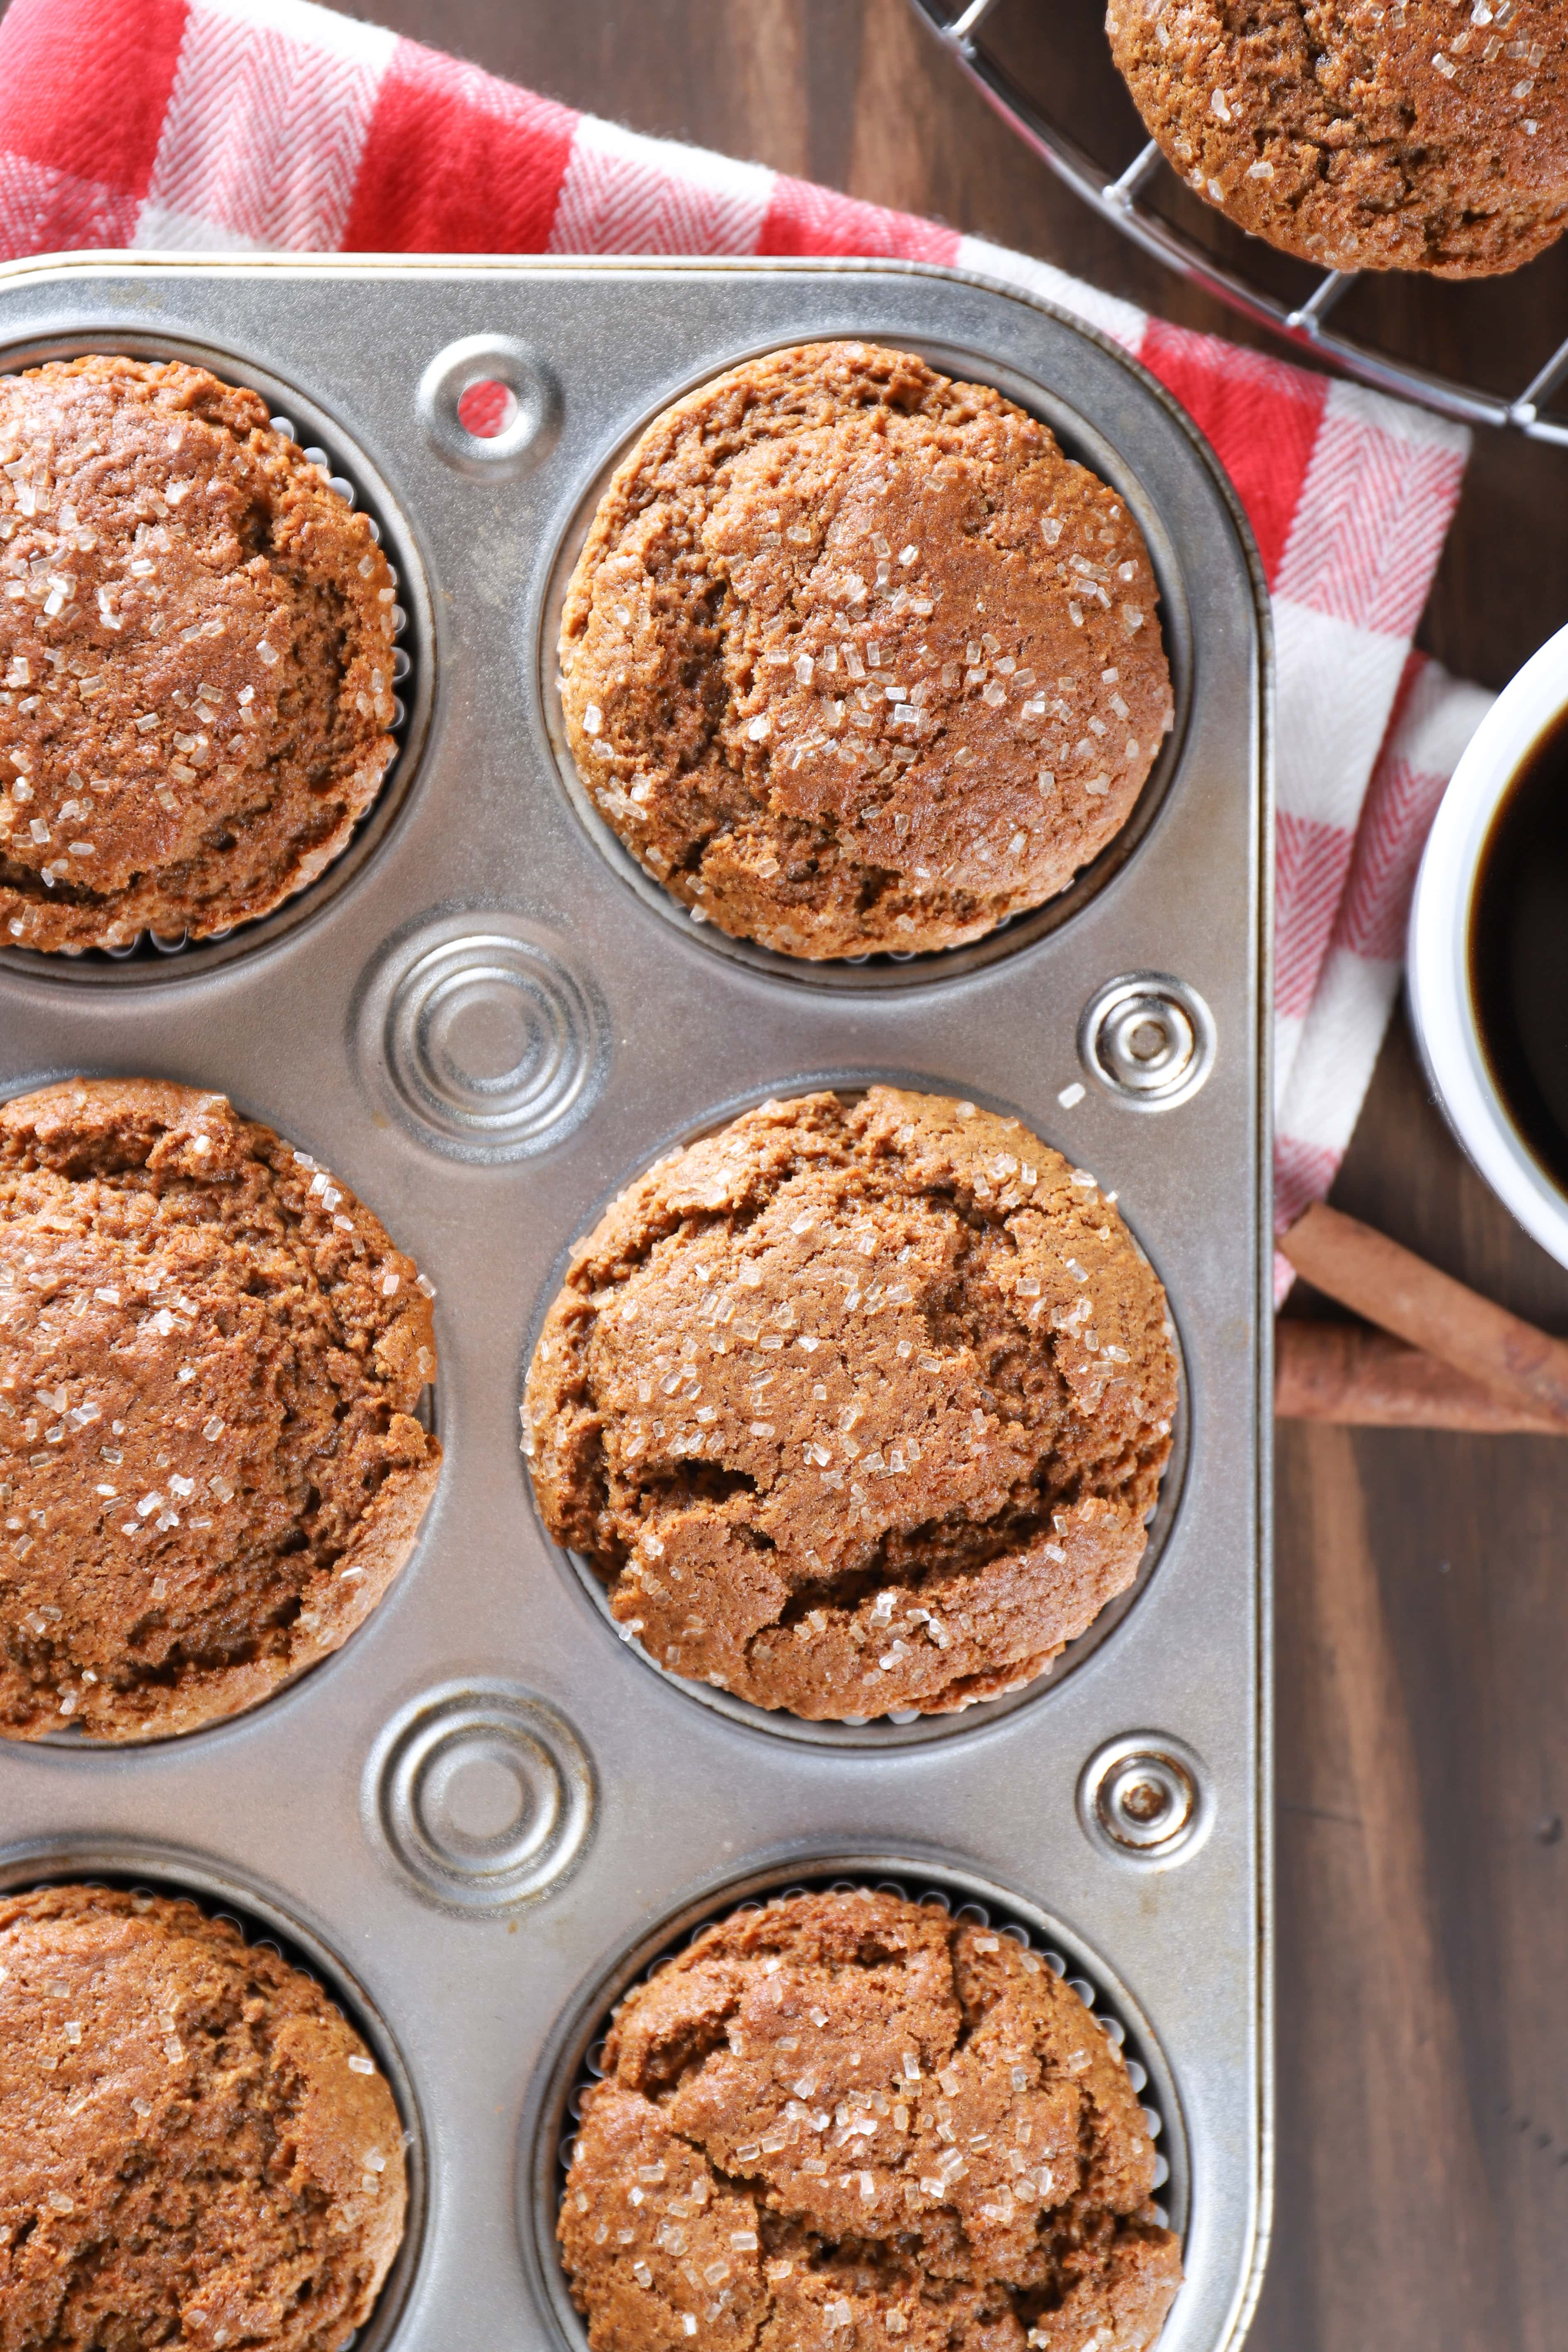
(559, 1886), (1181, 2352)
(523, 1089), (1176, 1719)
(0, 356), (401, 954)
(0, 1078), (440, 1741)
(558, 342), (1173, 960)
(1107, 0), (1568, 277)
(0, 1883), (407, 2351)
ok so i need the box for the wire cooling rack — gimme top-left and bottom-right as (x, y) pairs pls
(909, 0), (1568, 445)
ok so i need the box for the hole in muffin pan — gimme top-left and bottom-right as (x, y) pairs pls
(537, 334), (1193, 996)
(0, 1834), (428, 2352)
(457, 380), (520, 440)
(1079, 972), (1218, 1111)
(0, 331), (433, 989)
(523, 1076), (1190, 1753)
(418, 333), (563, 479)
(520, 1852), (1186, 2352)
(1076, 1730), (1215, 1869)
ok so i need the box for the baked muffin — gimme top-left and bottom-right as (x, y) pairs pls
(558, 341), (1173, 959)
(523, 1088), (1175, 1719)
(559, 1886), (1181, 2352)
(0, 1884), (407, 2351)
(1107, 0), (1568, 277)
(0, 356), (401, 954)
(0, 1077), (440, 1740)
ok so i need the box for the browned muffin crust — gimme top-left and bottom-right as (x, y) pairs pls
(523, 1089), (1175, 1719)
(559, 1888), (1181, 2352)
(0, 1078), (440, 1741)
(0, 356), (400, 953)
(1107, 0), (1568, 277)
(559, 341), (1172, 960)
(0, 1884), (407, 2352)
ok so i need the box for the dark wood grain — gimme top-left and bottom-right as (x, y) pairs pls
(7, 0), (1566, 2338)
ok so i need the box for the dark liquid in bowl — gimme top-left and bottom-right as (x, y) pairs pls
(1469, 705), (1568, 1193)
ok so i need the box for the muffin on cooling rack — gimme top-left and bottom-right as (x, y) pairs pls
(559, 1885), (1182, 2352)
(558, 340), (1173, 960)
(0, 1884), (407, 2351)
(0, 1078), (440, 1740)
(1107, 0), (1568, 277)
(0, 355), (401, 954)
(523, 1087), (1177, 1720)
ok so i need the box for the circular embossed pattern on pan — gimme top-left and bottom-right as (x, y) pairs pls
(368, 1679), (595, 1912)
(1079, 972), (1216, 1111)
(524, 1086), (1178, 1726)
(557, 339), (1173, 962)
(0, 1878), (411, 2352)
(0, 354), (416, 967)
(543, 1878), (1179, 2352)
(0, 1076), (441, 1742)
(1077, 1731), (1215, 1868)
(1106, 0), (1568, 278)
(364, 914), (605, 1161)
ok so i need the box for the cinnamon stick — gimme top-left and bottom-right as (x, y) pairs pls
(1276, 1319), (1566, 1432)
(1279, 1201), (1568, 1431)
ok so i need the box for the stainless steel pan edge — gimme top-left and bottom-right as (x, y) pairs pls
(0, 256), (1273, 2352)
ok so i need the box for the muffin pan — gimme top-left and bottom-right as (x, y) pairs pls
(0, 256), (1271, 2352)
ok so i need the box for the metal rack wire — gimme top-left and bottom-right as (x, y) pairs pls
(909, 0), (1568, 444)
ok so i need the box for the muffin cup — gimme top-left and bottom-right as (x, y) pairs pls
(0, 333), (431, 984)
(540, 336), (1193, 995)
(522, 1854), (1183, 2352)
(523, 1074), (1191, 1750)
(0, 1833), (428, 2352)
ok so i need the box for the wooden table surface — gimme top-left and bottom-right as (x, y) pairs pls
(8, 0), (1565, 2338)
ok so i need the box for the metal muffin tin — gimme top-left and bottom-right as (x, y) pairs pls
(0, 256), (1272, 2352)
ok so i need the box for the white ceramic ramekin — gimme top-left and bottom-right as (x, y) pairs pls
(1408, 619), (1568, 1271)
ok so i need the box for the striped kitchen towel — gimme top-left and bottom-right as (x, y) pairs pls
(0, 0), (1494, 1283)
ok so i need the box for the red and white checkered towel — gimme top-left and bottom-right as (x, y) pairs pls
(0, 0), (1493, 1283)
